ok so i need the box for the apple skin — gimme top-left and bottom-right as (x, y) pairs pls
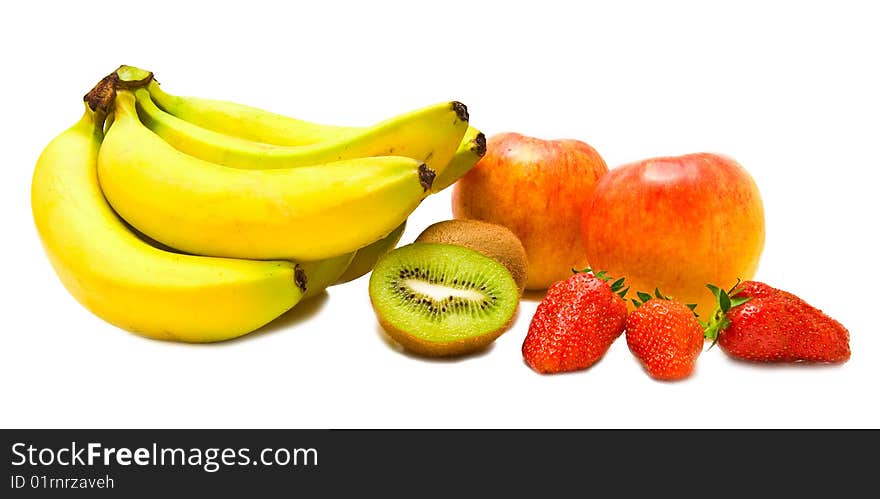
(582, 153), (765, 316)
(452, 132), (608, 290)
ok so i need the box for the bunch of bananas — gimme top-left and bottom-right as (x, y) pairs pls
(31, 66), (486, 342)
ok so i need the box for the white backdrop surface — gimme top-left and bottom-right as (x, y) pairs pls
(2, 0), (877, 428)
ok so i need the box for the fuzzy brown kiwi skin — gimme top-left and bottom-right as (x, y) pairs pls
(415, 220), (528, 295)
(374, 305), (519, 357)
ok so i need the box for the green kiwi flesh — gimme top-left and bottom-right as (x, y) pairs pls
(369, 242), (519, 356)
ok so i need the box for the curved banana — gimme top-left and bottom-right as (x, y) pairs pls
(147, 79), (351, 146)
(431, 127), (487, 192)
(146, 70), (469, 153)
(31, 100), (307, 343)
(98, 91), (435, 261)
(134, 87), (468, 175)
(117, 65), (340, 146)
(116, 65), (484, 190)
(335, 221), (406, 284)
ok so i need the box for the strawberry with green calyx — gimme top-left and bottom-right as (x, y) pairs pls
(702, 281), (752, 346)
(703, 281), (850, 363)
(522, 269), (628, 374)
(625, 290), (704, 381)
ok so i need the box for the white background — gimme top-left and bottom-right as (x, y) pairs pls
(2, 0), (878, 428)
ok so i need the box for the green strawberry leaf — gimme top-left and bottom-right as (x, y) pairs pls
(703, 282), (740, 346)
(719, 289), (731, 313)
(637, 291), (652, 303)
(729, 296), (751, 308)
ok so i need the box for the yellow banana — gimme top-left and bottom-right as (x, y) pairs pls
(431, 126), (487, 192)
(117, 65), (484, 190)
(31, 95), (307, 343)
(147, 79), (351, 146)
(98, 91), (435, 261)
(130, 63), (472, 152)
(135, 87), (468, 175)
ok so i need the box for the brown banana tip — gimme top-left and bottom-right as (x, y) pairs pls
(294, 264), (308, 293)
(452, 101), (469, 122)
(418, 163), (436, 192)
(472, 132), (487, 157)
(83, 72), (119, 113)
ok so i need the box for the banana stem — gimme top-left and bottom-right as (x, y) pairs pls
(83, 65), (155, 116)
(83, 73), (118, 113)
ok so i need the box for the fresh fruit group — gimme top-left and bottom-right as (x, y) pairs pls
(452, 132), (608, 290)
(625, 294), (704, 381)
(522, 271), (628, 374)
(582, 153), (765, 315)
(705, 281), (850, 363)
(369, 243), (519, 357)
(415, 219), (528, 294)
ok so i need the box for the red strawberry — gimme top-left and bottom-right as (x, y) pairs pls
(625, 293), (704, 381)
(704, 281), (850, 363)
(522, 270), (628, 374)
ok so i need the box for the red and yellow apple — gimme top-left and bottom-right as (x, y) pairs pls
(582, 153), (765, 315)
(452, 132), (608, 290)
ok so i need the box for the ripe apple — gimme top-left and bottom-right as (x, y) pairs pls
(452, 132), (608, 290)
(582, 153), (765, 315)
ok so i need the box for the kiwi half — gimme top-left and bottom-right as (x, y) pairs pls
(369, 242), (519, 357)
(415, 219), (528, 295)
